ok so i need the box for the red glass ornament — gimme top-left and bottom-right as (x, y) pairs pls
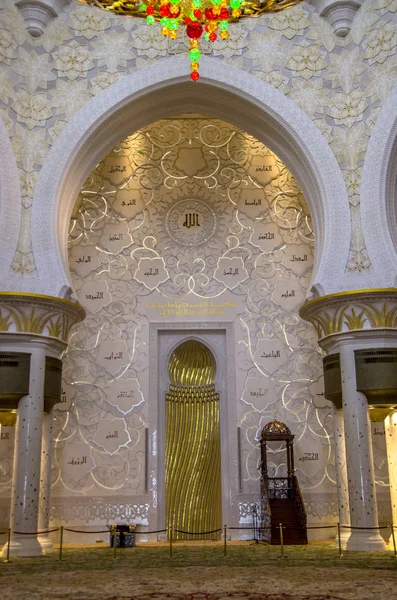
(159, 3), (171, 17)
(185, 16), (192, 24)
(186, 21), (203, 38)
(205, 24), (209, 31)
(191, 71), (200, 81)
(209, 32), (217, 41)
(220, 7), (229, 18)
(146, 5), (154, 14)
(205, 7), (215, 19)
(193, 9), (202, 18)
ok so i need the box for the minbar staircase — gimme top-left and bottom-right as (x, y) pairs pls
(261, 476), (308, 545)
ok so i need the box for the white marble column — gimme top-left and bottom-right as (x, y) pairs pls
(2, 345), (46, 557)
(385, 412), (397, 531)
(0, 297), (84, 558)
(38, 410), (55, 552)
(339, 344), (386, 551)
(332, 405), (350, 547)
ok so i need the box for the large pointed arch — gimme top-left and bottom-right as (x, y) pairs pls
(361, 83), (397, 287)
(0, 118), (21, 290)
(31, 56), (350, 297)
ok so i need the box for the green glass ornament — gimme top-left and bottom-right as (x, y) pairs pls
(189, 47), (201, 61)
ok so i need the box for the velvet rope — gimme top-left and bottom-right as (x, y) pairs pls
(174, 528), (222, 535)
(228, 526), (270, 530)
(306, 525), (337, 530)
(134, 529), (167, 535)
(64, 528), (110, 534)
(340, 525), (390, 530)
(10, 524), (392, 537)
(13, 528), (60, 535)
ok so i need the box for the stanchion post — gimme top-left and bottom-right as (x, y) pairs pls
(224, 525), (227, 558)
(58, 526), (64, 562)
(3, 528), (11, 563)
(279, 523), (285, 559)
(337, 523), (343, 558)
(169, 527), (173, 559)
(390, 523), (397, 558)
(113, 529), (117, 561)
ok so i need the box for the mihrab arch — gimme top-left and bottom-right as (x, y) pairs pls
(31, 56), (350, 298)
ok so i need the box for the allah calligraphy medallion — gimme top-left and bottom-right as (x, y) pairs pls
(166, 198), (217, 247)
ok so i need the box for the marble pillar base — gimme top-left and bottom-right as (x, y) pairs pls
(346, 529), (386, 552)
(2, 535), (43, 557)
(335, 528), (350, 549)
(38, 534), (54, 552)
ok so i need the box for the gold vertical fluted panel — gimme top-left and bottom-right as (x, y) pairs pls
(166, 384), (222, 540)
(168, 340), (216, 386)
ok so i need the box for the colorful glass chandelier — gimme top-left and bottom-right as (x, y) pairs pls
(78, 0), (302, 81)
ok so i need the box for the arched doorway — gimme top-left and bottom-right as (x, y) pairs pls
(165, 340), (222, 540)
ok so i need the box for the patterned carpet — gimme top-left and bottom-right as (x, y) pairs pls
(76, 593), (344, 600)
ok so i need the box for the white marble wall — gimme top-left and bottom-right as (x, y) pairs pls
(49, 117), (338, 533)
(0, 118), (394, 541)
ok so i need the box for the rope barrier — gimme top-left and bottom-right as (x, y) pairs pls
(3, 519), (397, 567)
(306, 525), (337, 530)
(228, 526), (270, 531)
(13, 528), (60, 535)
(340, 525), (390, 530)
(134, 529), (167, 535)
(63, 528), (110, 534)
(8, 524), (393, 536)
(174, 528), (223, 535)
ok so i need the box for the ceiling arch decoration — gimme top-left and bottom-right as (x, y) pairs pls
(31, 60), (350, 299)
(311, 0), (363, 37)
(77, 0), (303, 80)
(12, 0), (365, 42)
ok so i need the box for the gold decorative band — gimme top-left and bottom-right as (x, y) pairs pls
(299, 289), (397, 341)
(0, 291), (86, 312)
(300, 288), (397, 311)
